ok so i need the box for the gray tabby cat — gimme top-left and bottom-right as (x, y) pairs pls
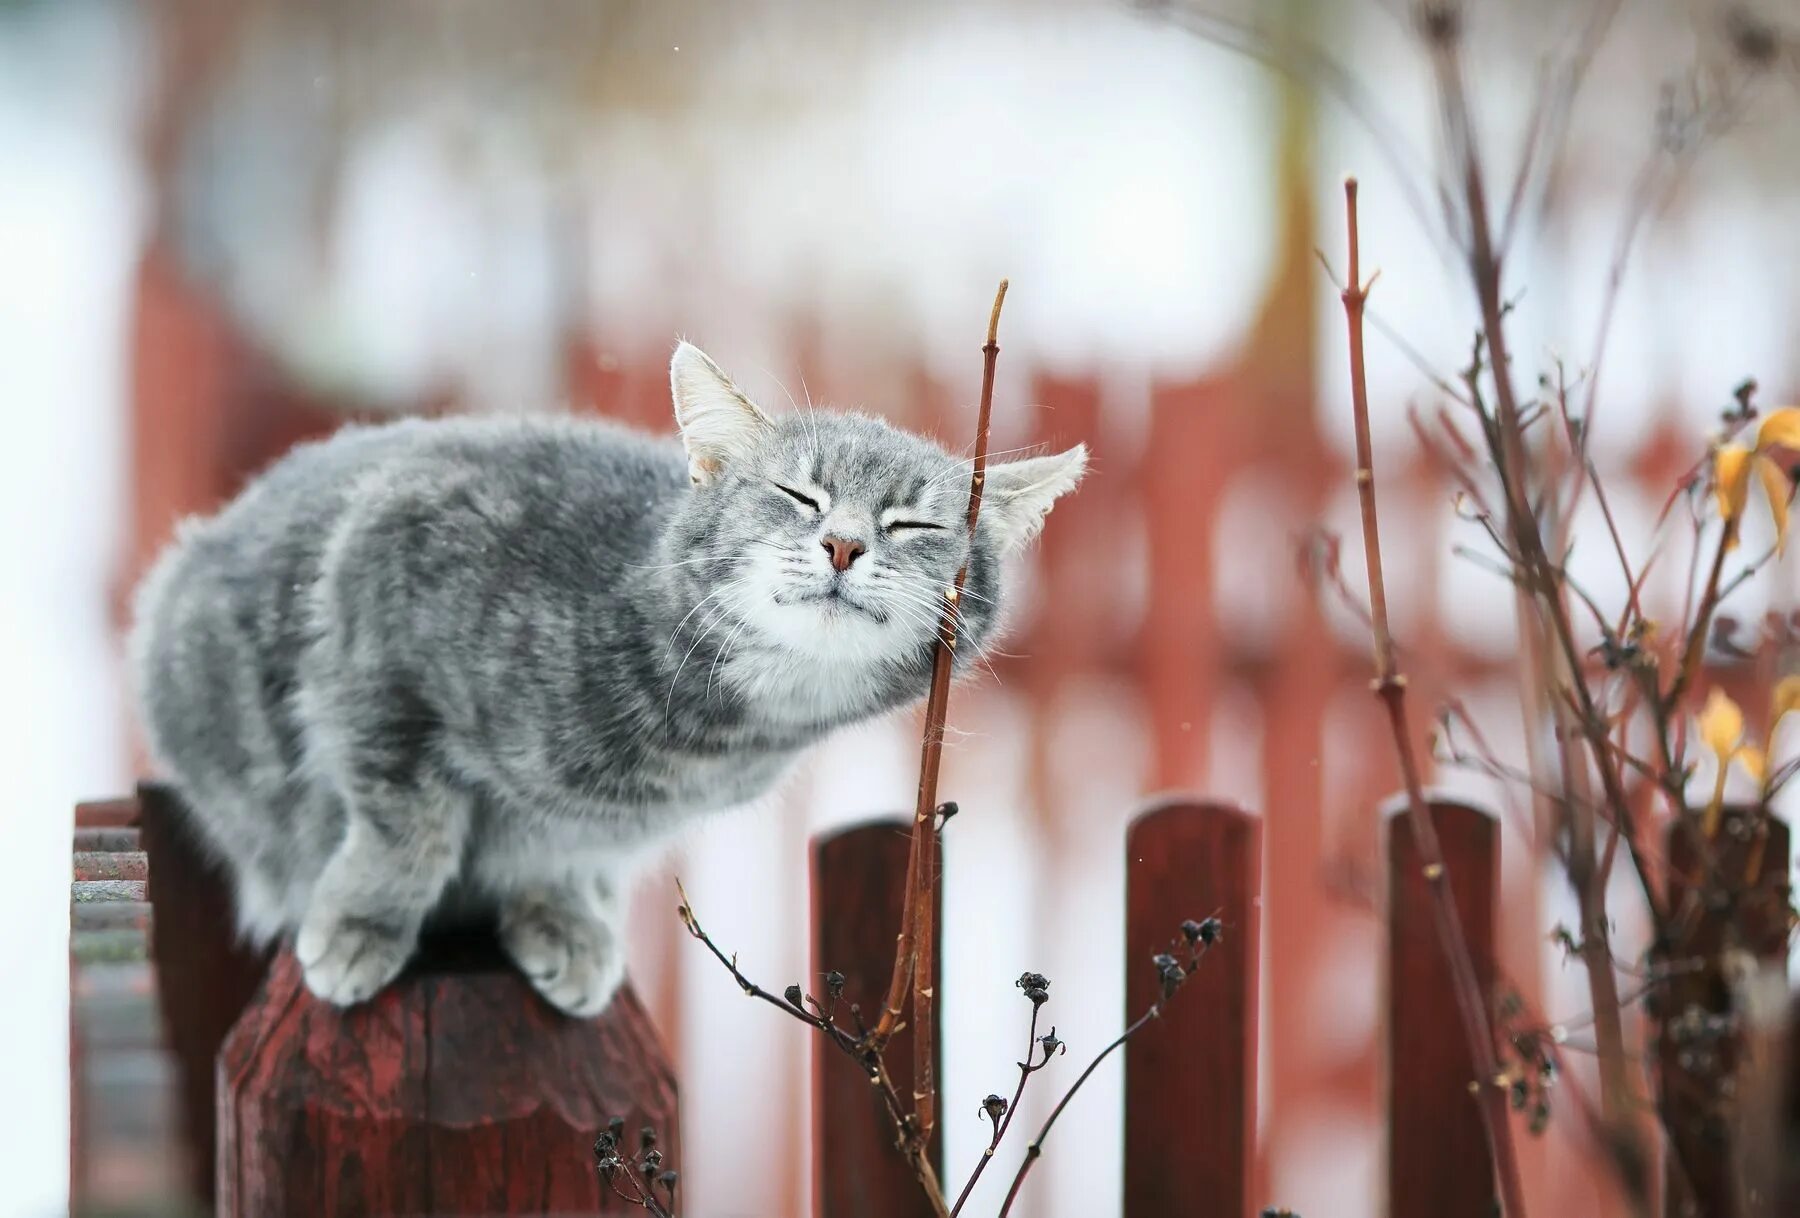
(130, 342), (1085, 1016)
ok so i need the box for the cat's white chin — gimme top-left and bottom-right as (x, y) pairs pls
(762, 596), (907, 659)
(720, 592), (921, 724)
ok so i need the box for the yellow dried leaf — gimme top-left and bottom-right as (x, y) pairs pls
(1755, 406), (1800, 453)
(1753, 451), (1796, 555)
(1715, 444), (1752, 525)
(1698, 687), (1745, 760)
(1773, 675), (1800, 725)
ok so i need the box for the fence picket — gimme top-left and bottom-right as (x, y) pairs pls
(1386, 799), (1499, 1218)
(1123, 799), (1261, 1218)
(811, 819), (942, 1218)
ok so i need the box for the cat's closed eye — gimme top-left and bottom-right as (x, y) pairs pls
(773, 483), (821, 511)
(886, 520), (946, 533)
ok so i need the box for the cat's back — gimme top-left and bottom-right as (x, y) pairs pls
(142, 413), (686, 599)
(130, 413), (687, 784)
(228, 413), (686, 539)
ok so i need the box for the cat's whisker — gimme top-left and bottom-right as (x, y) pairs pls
(885, 605), (947, 650)
(663, 583), (735, 655)
(915, 444), (1044, 495)
(948, 441), (1044, 467)
(900, 570), (996, 616)
(879, 569), (997, 610)
(762, 366), (802, 416)
(869, 577), (1005, 685)
(665, 581), (747, 716)
(635, 535), (795, 575)
(864, 579), (979, 647)
(706, 610), (758, 702)
(869, 576), (980, 632)
(629, 554), (770, 576)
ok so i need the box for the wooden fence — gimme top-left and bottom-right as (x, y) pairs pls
(69, 790), (1796, 1216)
(68, 784), (679, 1217)
(806, 800), (1797, 1218)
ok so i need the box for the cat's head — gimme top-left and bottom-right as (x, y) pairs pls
(665, 341), (1085, 671)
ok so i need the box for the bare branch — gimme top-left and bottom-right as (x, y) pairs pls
(1334, 175), (1530, 1218)
(875, 279), (1010, 1157)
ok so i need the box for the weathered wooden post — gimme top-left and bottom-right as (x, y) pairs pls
(1386, 799), (1500, 1218)
(1122, 799), (1262, 1218)
(70, 788), (681, 1216)
(810, 819), (942, 1218)
(216, 943), (678, 1215)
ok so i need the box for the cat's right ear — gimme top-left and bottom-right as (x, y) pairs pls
(670, 341), (773, 485)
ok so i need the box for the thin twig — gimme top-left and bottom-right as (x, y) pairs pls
(948, 1005), (1058, 1216)
(677, 880), (951, 1216)
(1428, 34), (1658, 1183)
(995, 928), (1215, 1217)
(877, 280), (1010, 1155)
(1496, 0), (1623, 256)
(594, 1121), (677, 1217)
(1335, 176), (1529, 1218)
(1665, 520), (1734, 713)
(995, 1010), (1155, 1218)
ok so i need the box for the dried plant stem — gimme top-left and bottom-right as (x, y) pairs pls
(948, 1006), (1043, 1217)
(1668, 522), (1733, 714)
(1337, 177), (1528, 1218)
(994, 929), (1214, 1218)
(677, 881), (950, 1216)
(1430, 42), (1652, 1180)
(876, 279), (1010, 1152)
(1471, 198), (1643, 1163)
(994, 1011), (1153, 1218)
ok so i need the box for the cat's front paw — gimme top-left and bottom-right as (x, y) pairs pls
(500, 898), (624, 1018)
(295, 911), (416, 1006)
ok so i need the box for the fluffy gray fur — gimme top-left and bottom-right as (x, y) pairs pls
(129, 342), (1085, 1016)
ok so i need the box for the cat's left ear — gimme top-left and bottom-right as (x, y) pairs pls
(670, 341), (774, 485)
(982, 445), (1088, 552)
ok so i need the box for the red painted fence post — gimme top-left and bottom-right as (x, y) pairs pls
(216, 945), (679, 1216)
(1658, 807), (1790, 1218)
(1386, 799), (1499, 1218)
(1123, 799), (1261, 1218)
(811, 819), (942, 1218)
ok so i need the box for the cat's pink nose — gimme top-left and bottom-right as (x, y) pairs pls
(821, 535), (866, 572)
